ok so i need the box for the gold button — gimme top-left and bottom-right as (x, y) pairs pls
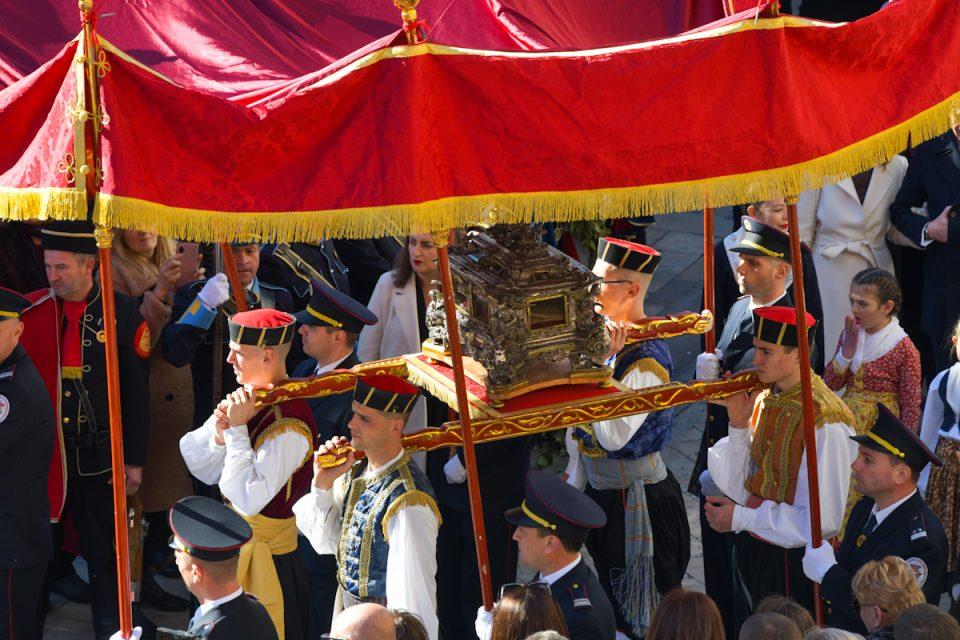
(64, 390), (72, 398)
(63, 417), (70, 424)
(572, 583), (579, 588)
(708, 416), (715, 422)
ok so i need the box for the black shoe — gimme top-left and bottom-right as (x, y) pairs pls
(142, 575), (190, 612)
(50, 572), (92, 604)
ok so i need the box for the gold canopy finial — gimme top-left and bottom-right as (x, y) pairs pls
(393, 0), (425, 45)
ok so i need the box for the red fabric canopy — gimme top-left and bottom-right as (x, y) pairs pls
(1, 0), (958, 242)
(0, 0), (724, 97)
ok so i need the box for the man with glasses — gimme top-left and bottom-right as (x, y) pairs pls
(565, 237), (689, 639)
(475, 470), (615, 640)
(803, 404), (948, 633)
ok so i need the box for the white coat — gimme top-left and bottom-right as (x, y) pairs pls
(798, 157), (909, 355)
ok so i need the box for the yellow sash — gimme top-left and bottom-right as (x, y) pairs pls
(235, 511), (299, 639)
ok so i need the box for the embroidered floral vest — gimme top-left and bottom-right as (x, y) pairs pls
(337, 453), (439, 599)
(246, 401), (317, 519)
(573, 339), (674, 460)
(746, 375), (853, 504)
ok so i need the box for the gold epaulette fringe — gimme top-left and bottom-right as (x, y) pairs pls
(620, 357), (670, 386)
(381, 490), (442, 541)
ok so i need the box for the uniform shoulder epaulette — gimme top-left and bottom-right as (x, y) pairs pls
(0, 364), (16, 382)
(567, 580), (593, 610)
(908, 512), (929, 542)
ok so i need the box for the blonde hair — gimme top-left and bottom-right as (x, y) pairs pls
(851, 556), (925, 622)
(112, 231), (177, 282)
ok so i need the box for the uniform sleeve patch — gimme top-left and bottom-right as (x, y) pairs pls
(134, 322), (151, 359)
(905, 557), (928, 586)
(0, 395), (9, 423)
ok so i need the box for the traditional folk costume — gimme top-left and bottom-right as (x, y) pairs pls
(180, 309), (317, 640)
(707, 307), (857, 616)
(566, 238), (690, 638)
(41, 222), (152, 640)
(919, 362), (960, 579)
(293, 375), (441, 640)
(803, 404), (947, 634)
(290, 280), (378, 636)
(823, 319), (922, 433)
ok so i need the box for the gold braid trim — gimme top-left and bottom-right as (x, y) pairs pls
(619, 357), (670, 385)
(252, 417), (314, 501)
(381, 490), (442, 542)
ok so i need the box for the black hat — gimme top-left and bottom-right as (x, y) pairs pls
(353, 374), (419, 414)
(0, 287), (31, 320)
(168, 496), (252, 561)
(851, 403), (943, 473)
(228, 309), (296, 347)
(505, 470), (606, 538)
(596, 237), (660, 274)
(294, 279), (378, 334)
(753, 306), (817, 347)
(731, 217), (792, 261)
(41, 220), (98, 254)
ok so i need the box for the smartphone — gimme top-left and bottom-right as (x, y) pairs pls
(176, 242), (200, 289)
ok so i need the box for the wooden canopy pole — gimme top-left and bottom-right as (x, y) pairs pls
(703, 207), (717, 352)
(435, 231), (495, 610)
(786, 196), (825, 624)
(77, 1), (134, 636)
(220, 243), (250, 312)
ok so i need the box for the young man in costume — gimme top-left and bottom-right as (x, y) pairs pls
(180, 309), (317, 640)
(290, 279), (377, 636)
(704, 306), (857, 623)
(293, 375), (440, 640)
(565, 237), (689, 638)
(803, 403), (947, 633)
(691, 218), (808, 634)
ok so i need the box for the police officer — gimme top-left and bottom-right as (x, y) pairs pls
(0, 287), (53, 639)
(113, 496), (278, 640)
(475, 470), (616, 640)
(42, 221), (152, 640)
(291, 280), (376, 637)
(803, 403), (948, 634)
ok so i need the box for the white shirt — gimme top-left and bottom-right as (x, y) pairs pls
(563, 360), (668, 489)
(871, 489), (917, 528)
(918, 364), (960, 492)
(179, 412), (312, 517)
(708, 407), (857, 548)
(314, 353), (352, 377)
(292, 450), (440, 640)
(189, 588), (244, 629)
(538, 556), (582, 586)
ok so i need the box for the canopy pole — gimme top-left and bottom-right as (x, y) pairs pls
(786, 196), (825, 624)
(703, 207), (716, 352)
(435, 232), (495, 610)
(77, 1), (135, 637)
(219, 243), (249, 312)
(96, 228), (136, 638)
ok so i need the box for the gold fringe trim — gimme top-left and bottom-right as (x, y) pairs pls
(381, 489), (442, 542)
(620, 357), (670, 386)
(253, 418), (314, 461)
(0, 188), (87, 224)
(61, 366), (82, 380)
(402, 361), (489, 420)
(5, 93), (958, 241)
